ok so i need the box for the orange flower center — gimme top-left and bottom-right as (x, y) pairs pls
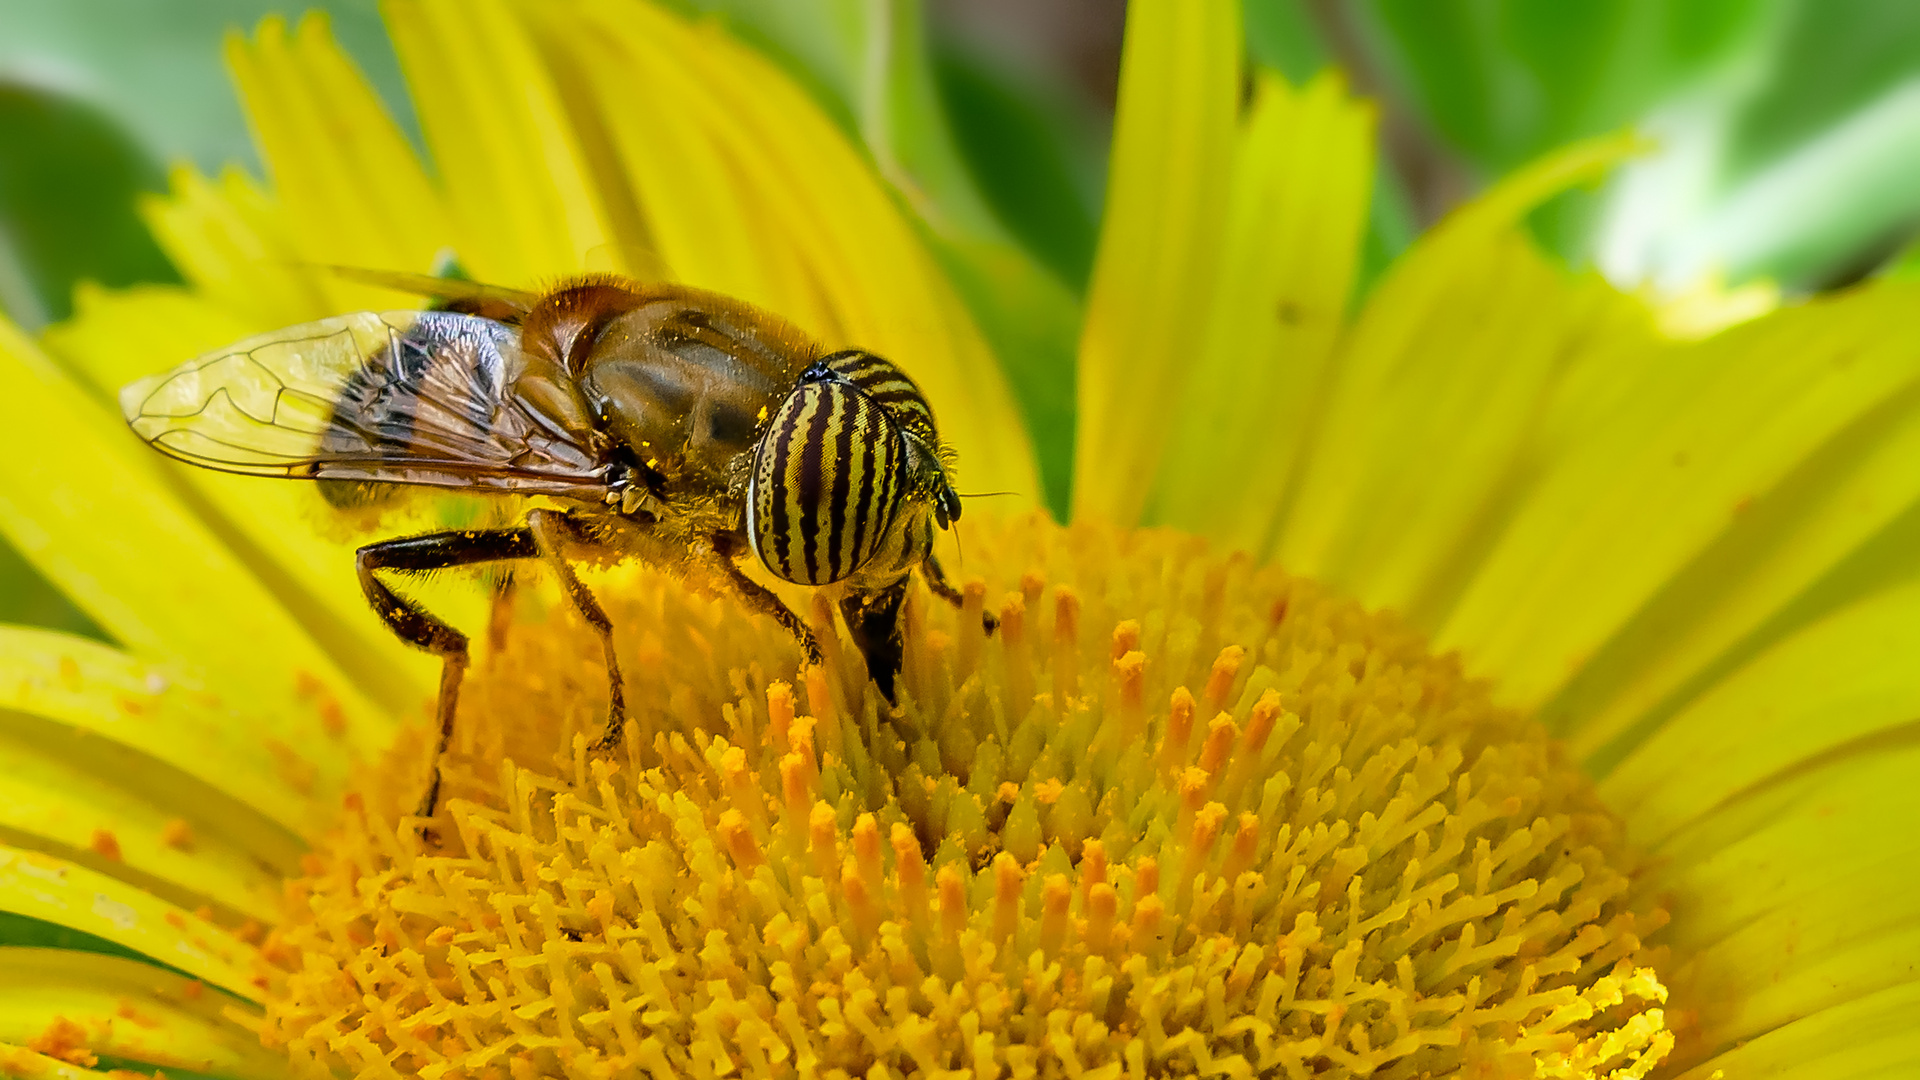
(260, 515), (1671, 1079)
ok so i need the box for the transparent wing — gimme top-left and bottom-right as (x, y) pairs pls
(121, 311), (607, 498)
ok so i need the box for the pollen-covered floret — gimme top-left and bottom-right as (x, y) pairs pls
(262, 515), (1670, 1080)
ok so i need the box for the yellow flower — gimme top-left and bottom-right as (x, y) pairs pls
(0, 1), (1915, 1078)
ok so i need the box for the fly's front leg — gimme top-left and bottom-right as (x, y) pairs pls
(922, 552), (999, 634)
(708, 531), (821, 664)
(357, 528), (539, 818)
(841, 580), (909, 704)
(526, 509), (627, 753)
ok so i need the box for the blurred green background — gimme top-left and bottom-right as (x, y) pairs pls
(4, 0), (1920, 638)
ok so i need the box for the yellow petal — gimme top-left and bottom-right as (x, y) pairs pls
(0, 625), (306, 871)
(44, 284), (437, 719)
(1072, 0), (1240, 526)
(1642, 745), (1920, 1074)
(1602, 576), (1920, 845)
(0, 688), (286, 923)
(1150, 69), (1374, 547)
(226, 12), (454, 306)
(0, 318), (386, 824)
(1538, 286), (1920, 759)
(0, 948), (280, 1080)
(1440, 276), (1920, 712)
(1270, 134), (1646, 621)
(383, 0), (613, 282)
(0, 1043), (117, 1080)
(1602, 581), (1920, 1074)
(539, 0), (1038, 498)
(140, 165), (329, 329)
(0, 847), (259, 1001)
(1670, 982), (1920, 1080)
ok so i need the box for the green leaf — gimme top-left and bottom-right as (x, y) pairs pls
(0, 0), (415, 174)
(1359, 0), (1770, 171)
(1245, 0), (1329, 84)
(0, 84), (176, 329)
(931, 42), (1103, 294)
(1725, 0), (1920, 177)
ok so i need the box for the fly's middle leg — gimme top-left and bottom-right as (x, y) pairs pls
(356, 527), (540, 819)
(527, 509), (628, 753)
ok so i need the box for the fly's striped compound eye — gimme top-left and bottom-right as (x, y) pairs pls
(748, 368), (906, 585)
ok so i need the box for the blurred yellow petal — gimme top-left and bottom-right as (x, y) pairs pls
(542, 0), (1038, 498)
(1073, 0), (1239, 525)
(0, 847), (259, 1001)
(43, 283), (253, 400)
(1151, 69), (1374, 546)
(1271, 135), (1646, 621)
(226, 12), (453, 307)
(1652, 267), (1780, 340)
(0, 1043), (117, 1080)
(0, 626), (305, 869)
(140, 166), (326, 330)
(0, 319), (384, 823)
(1440, 278), (1920, 712)
(1537, 291), (1920, 762)
(1670, 983), (1920, 1080)
(0, 698), (284, 923)
(0, 949), (279, 1080)
(44, 284), (436, 719)
(384, 0), (613, 282)
(1644, 744), (1920, 1075)
(1594, 582), (1920, 1074)
(1602, 577), (1920, 847)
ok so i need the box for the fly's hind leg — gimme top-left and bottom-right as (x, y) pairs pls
(922, 552), (1000, 634)
(527, 509), (627, 753)
(357, 528), (540, 818)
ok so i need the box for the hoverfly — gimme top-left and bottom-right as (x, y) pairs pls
(122, 274), (989, 815)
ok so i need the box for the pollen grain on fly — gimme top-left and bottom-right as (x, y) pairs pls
(261, 515), (1671, 1080)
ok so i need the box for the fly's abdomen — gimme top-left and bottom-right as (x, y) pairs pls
(748, 376), (903, 586)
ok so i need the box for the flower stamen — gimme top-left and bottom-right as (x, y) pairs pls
(264, 516), (1671, 1079)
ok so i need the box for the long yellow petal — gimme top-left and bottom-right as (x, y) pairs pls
(1073, 0), (1240, 525)
(1150, 69), (1374, 546)
(1440, 277), (1920, 711)
(1601, 577), (1920, 846)
(0, 847), (259, 1002)
(1669, 982), (1920, 1080)
(0, 319), (384, 826)
(44, 284), (437, 720)
(1641, 746), (1920, 1074)
(1604, 583), (1920, 1074)
(0, 949), (279, 1080)
(1539, 290), (1920, 758)
(0, 702), (285, 923)
(1270, 135), (1646, 618)
(0, 1043), (118, 1080)
(140, 166), (328, 330)
(538, 0), (1039, 498)
(383, 0), (614, 282)
(0, 626), (306, 873)
(227, 12), (454, 308)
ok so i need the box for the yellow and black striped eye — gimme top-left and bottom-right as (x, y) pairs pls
(747, 361), (907, 586)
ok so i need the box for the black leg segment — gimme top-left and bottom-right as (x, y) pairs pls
(527, 509), (628, 753)
(841, 579), (909, 704)
(922, 552), (999, 634)
(356, 527), (539, 818)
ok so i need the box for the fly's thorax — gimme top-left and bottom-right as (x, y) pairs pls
(747, 351), (953, 587)
(568, 297), (815, 498)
